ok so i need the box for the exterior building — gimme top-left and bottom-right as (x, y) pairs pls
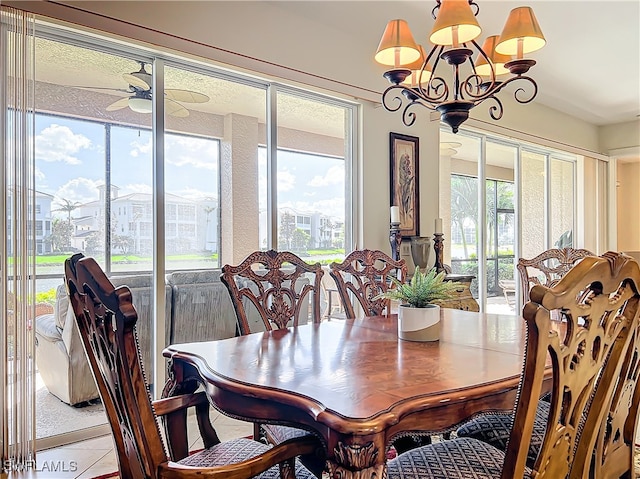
(6, 190), (53, 255)
(35, 191), (54, 254)
(72, 185), (218, 255)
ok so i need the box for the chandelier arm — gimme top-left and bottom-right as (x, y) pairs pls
(401, 102), (420, 127)
(512, 76), (538, 104)
(461, 73), (485, 100)
(422, 44), (444, 100)
(468, 75), (538, 105)
(381, 85), (409, 113)
(471, 39), (496, 85)
(485, 95), (504, 121)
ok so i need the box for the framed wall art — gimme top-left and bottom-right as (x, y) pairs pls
(390, 132), (419, 237)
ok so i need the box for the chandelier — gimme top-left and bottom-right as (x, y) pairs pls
(375, 0), (546, 133)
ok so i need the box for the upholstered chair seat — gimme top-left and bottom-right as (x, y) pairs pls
(456, 401), (550, 468)
(177, 437), (311, 478)
(262, 425), (313, 444)
(387, 437), (531, 479)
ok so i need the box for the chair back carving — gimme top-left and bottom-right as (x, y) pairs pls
(329, 249), (407, 319)
(64, 254), (167, 479)
(221, 250), (324, 335)
(502, 252), (640, 479)
(517, 247), (594, 305)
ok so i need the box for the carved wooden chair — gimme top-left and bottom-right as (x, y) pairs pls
(388, 252), (640, 479)
(65, 253), (318, 479)
(517, 247), (594, 305)
(221, 249), (326, 476)
(221, 250), (324, 335)
(329, 249), (407, 319)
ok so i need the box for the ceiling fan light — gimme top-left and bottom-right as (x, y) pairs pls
(128, 97), (152, 114)
(375, 19), (421, 67)
(495, 6), (546, 57)
(429, 0), (482, 46)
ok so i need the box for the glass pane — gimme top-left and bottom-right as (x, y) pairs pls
(521, 150), (546, 258)
(273, 91), (348, 264)
(550, 158), (574, 248)
(33, 36), (148, 440)
(163, 65), (237, 271)
(450, 174), (479, 262)
(110, 125), (152, 272)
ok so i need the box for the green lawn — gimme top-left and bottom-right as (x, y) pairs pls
(32, 252), (219, 267)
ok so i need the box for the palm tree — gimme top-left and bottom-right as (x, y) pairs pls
(52, 198), (81, 250)
(54, 198), (81, 227)
(450, 176), (478, 258)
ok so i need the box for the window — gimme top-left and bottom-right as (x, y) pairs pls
(444, 129), (576, 313)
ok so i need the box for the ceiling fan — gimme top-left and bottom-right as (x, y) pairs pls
(104, 62), (209, 117)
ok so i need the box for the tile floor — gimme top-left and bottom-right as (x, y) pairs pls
(15, 410), (253, 478)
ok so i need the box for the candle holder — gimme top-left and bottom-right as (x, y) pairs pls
(389, 222), (402, 262)
(433, 233), (446, 273)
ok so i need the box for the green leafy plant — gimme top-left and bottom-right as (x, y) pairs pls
(375, 268), (460, 308)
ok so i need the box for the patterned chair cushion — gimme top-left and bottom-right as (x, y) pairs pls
(177, 437), (314, 479)
(455, 401), (550, 468)
(263, 424), (312, 443)
(386, 437), (531, 479)
(262, 424), (326, 477)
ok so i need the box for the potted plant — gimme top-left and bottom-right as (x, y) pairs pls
(376, 268), (460, 341)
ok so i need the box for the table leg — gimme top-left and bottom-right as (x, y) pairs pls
(326, 440), (386, 479)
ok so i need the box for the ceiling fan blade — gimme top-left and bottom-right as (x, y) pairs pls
(106, 97), (131, 111)
(123, 73), (150, 91)
(67, 85), (132, 93)
(165, 98), (189, 118)
(165, 89), (209, 104)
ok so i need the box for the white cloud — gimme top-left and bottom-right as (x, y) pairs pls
(34, 167), (46, 182)
(279, 197), (345, 220)
(55, 178), (101, 206)
(172, 187), (217, 201)
(167, 136), (217, 170)
(308, 165), (344, 187)
(129, 136), (217, 170)
(129, 138), (152, 158)
(119, 183), (153, 196)
(35, 124), (91, 165)
(278, 170), (296, 192)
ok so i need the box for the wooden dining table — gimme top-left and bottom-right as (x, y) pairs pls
(162, 309), (541, 479)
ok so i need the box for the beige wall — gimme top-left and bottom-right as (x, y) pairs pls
(8, 0), (630, 257)
(599, 120), (640, 154)
(617, 161), (640, 253)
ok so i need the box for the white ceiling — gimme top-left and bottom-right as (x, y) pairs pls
(278, 0), (640, 126)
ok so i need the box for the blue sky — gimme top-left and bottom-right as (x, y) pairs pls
(35, 113), (345, 220)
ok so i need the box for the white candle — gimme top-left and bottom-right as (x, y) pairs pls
(390, 206), (400, 224)
(435, 218), (443, 234)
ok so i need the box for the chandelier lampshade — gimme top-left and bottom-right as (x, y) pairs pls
(429, 0), (481, 46)
(401, 45), (433, 87)
(475, 35), (511, 77)
(495, 6), (546, 57)
(375, 0), (545, 133)
(375, 19), (421, 66)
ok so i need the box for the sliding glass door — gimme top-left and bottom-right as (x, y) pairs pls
(442, 129), (578, 313)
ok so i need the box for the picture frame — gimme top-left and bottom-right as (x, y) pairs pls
(390, 132), (419, 237)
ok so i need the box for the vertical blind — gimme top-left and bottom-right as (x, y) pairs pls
(0, 5), (36, 470)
